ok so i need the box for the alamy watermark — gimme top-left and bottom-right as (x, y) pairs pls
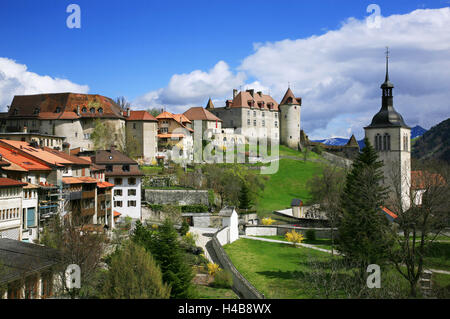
(366, 4), (382, 29)
(66, 4), (81, 29)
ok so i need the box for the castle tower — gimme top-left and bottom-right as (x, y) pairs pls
(279, 88), (302, 150)
(364, 49), (411, 210)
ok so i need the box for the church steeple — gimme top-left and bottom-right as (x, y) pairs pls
(381, 47), (394, 105)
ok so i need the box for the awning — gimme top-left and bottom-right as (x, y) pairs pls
(380, 206), (398, 222)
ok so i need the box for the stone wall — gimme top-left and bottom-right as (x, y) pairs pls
(245, 225), (337, 239)
(143, 189), (209, 205)
(211, 227), (265, 299)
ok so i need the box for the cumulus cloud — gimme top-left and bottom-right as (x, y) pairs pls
(134, 61), (246, 113)
(240, 8), (450, 138)
(0, 57), (89, 111)
(136, 8), (450, 138)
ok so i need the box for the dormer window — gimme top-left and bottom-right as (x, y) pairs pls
(106, 165), (113, 172)
(122, 165), (130, 172)
(98, 107), (103, 114)
(34, 108), (40, 115)
(82, 107), (87, 113)
(55, 107), (61, 113)
(13, 109), (18, 115)
(90, 107), (95, 114)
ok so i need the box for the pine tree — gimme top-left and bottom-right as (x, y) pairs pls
(337, 138), (392, 278)
(238, 182), (252, 210)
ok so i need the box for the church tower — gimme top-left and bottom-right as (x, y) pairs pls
(279, 88), (302, 150)
(364, 49), (411, 210)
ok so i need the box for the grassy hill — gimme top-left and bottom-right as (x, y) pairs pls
(255, 158), (324, 216)
(412, 118), (450, 163)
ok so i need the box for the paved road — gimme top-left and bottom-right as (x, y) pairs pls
(189, 227), (218, 262)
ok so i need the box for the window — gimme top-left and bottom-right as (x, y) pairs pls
(105, 177), (109, 182)
(262, 120), (265, 127)
(114, 178), (122, 185)
(275, 113), (278, 118)
(84, 133), (90, 140)
(55, 107), (61, 113)
(247, 119), (250, 125)
(262, 112), (265, 117)
(122, 165), (130, 172)
(106, 165), (113, 172)
(128, 177), (136, 185)
(114, 201), (122, 207)
(82, 107), (87, 113)
(133, 123), (136, 129)
(253, 120), (256, 126)
(128, 189), (136, 196)
(98, 108), (103, 114)
(114, 189), (122, 196)
(275, 121), (278, 128)
(90, 107), (95, 114)
(128, 200), (136, 207)
(75, 132), (78, 138)
(253, 111), (256, 117)
(247, 110), (250, 116)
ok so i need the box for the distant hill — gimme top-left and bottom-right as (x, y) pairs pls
(412, 118), (450, 163)
(357, 125), (427, 149)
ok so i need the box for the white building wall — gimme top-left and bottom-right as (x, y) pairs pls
(0, 187), (23, 240)
(110, 176), (141, 220)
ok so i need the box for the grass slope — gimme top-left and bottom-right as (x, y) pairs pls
(255, 159), (324, 215)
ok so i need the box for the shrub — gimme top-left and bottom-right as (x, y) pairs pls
(312, 144), (323, 155)
(306, 229), (316, 241)
(285, 230), (304, 247)
(261, 217), (275, 225)
(179, 219), (189, 236)
(211, 269), (233, 289)
(207, 262), (221, 277)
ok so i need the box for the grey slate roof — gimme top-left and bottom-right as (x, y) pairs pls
(0, 238), (61, 284)
(219, 206), (236, 217)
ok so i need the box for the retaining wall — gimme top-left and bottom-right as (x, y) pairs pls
(143, 189), (209, 205)
(245, 225), (337, 239)
(211, 227), (265, 299)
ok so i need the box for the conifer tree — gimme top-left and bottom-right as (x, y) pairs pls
(337, 138), (392, 278)
(238, 182), (252, 210)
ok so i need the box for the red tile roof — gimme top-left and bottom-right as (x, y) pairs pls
(0, 145), (52, 171)
(43, 147), (91, 165)
(114, 211), (121, 217)
(0, 178), (27, 188)
(97, 181), (114, 188)
(62, 177), (98, 184)
(183, 107), (222, 122)
(126, 110), (158, 121)
(227, 89), (279, 111)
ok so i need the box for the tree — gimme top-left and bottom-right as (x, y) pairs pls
(115, 96), (130, 111)
(238, 182), (252, 211)
(101, 241), (171, 299)
(308, 164), (347, 254)
(39, 213), (108, 298)
(131, 219), (195, 298)
(337, 138), (391, 279)
(387, 160), (450, 297)
(148, 107), (162, 118)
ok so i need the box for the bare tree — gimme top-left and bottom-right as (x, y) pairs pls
(307, 164), (347, 254)
(386, 160), (450, 297)
(115, 96), (131, 111)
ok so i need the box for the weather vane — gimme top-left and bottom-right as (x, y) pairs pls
(385, 46), (390, 59)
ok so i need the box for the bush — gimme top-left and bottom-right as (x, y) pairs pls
(179, 219), (189, 236)
(312, 144), (323, 155)
(261, 217), (275, 225)
(285, 230), (304, 247)
(306, 229), (316, 241)
(211, 269), (233, 289)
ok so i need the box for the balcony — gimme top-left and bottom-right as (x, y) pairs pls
(82, 190), (95, 199)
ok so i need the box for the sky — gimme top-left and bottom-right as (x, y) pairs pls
(0, 0), (449, 139)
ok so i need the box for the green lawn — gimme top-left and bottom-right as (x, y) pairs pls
(278, 145), (320, 159)
(224, 238), (450, 299)
(195, 285), (238, 299)
(255, 159), (324, 215)
(140, 166), (163, 175)
(223, 238), (332, 298)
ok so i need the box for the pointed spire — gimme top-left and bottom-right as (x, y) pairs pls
(205, 97), (214, 109)
(385, 46), (390, 82)
(280, 87), (300, 105)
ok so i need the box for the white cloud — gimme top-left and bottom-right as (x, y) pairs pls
(0, 57), (89, 111)
(136, 8), (450, 138)
(134, 61), (246, 113)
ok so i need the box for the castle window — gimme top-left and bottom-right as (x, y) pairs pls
(275, 121), (278, 128)
(253, 120), (256, 126)
(247, 119), (250, 125)
(262, 120), (265, 127)
(275, 113), (278, 118)
(90, 107), (95, 114)
(82, 107), (87, 113)
(98, 108), (103, 114)
(262, 112), (265, 117)
(253, 111), (256, 117)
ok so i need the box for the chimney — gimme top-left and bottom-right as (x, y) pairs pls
(246, 89), (254, 97)
(23, 126), (27, 133)
(126, 107), (130, 117)
(233, 89), (238, 99)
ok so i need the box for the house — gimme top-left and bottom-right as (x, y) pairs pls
(0, 238), (61, 299)
(21, 183), (39, 242)
(0, 93), (159, 164)
(0, 178), (27, 240)
(156, 111), (194, 161)
(91, 147), (143, 220)
(219, 206), (239, 243)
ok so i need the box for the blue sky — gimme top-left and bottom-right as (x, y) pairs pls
(1, 0), (449, 139)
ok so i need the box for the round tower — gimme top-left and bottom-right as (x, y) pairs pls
(279, 88), (302, 150)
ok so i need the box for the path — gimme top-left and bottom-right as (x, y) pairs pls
(189, 226), (218, 262)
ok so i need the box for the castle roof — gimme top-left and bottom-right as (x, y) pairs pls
(226, 89), (279, 111)
(205, 98), (215, 109)
(125, 110), (158, 121)
(280, 88), (301, 105)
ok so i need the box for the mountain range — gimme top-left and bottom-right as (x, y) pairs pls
(312, 125), (428, 149)
(412, 119), (450, 163)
